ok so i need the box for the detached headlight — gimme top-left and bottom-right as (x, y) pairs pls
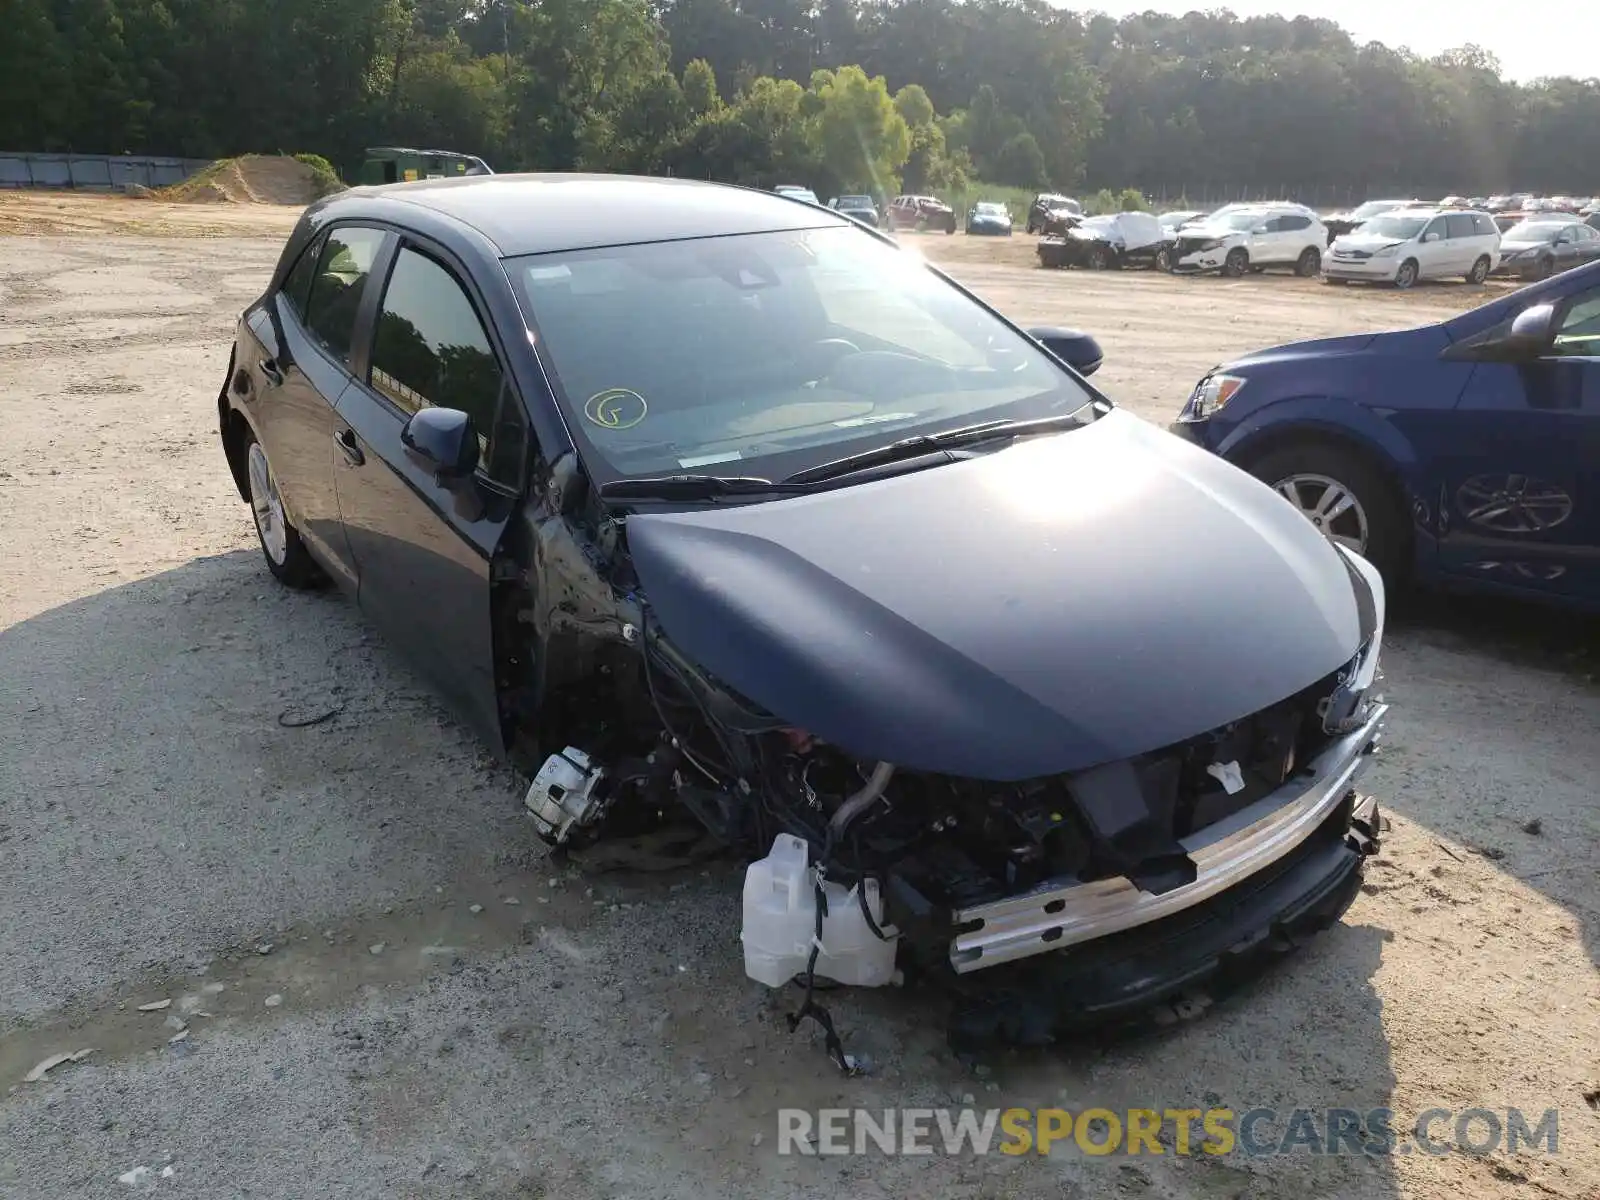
(1185, 372), (1247, 420)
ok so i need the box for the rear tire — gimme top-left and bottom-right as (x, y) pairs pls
(1222, 248), (1249, 278)
(1295, 246), (1321, 277)
(1466, 255), (1491, 284)
(244, 430), (320, 588)
(1393, 258), (1419, 290)
(1248, 442), (1409, 588)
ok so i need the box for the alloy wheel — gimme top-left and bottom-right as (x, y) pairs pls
(1273, 473), (1369, 553)
(247, 442), (289, 566)
(1394, 260), (1418, 289)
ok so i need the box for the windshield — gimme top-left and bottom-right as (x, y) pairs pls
(837, 195), (871, 207)
(509, 227), (1095, 480)
(1159, 211), (1196, 226)
(1508, 222), (1566, 242)
(974, 203), (1007, 216)
(1360, 215), (1428, 240)
(1351, 200), (1403, 219)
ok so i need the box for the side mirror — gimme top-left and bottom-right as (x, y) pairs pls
(1422, 231), (1441, 243)
(402, 406), (479, 485)
(1441, 302), (1556, 363)
(1028, 326), (1103, 376)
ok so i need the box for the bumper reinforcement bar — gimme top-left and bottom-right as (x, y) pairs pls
(949, 704), (1387, 973)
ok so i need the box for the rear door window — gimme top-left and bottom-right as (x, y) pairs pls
(1278, 214), (1311, 232)
(303, 226), (387, 366)
(281, 233), (324, 322)
(369, 246), (526, 487)
(1446, 213), (1477, 239)
(1474, 212), (1498, 236)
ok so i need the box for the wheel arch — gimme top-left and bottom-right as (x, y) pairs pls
(1220, 407), (1426, 573)
(217, 348), (253, 504)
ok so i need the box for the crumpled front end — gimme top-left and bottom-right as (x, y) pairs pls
(1173, 231), (1236, 273)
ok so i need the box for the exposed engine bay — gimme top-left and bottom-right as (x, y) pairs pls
(499, 429), (1389, 1058)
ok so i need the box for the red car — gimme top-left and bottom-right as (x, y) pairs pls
(883, 194), (956, 234)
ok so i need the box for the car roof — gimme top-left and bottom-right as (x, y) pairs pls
(324, 173), (847, 256)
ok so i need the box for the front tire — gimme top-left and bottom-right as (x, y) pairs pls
(1248, 442), (1408, 587)
(1295, 246), (1321, 277)
(1466, 255), (1491, 284)
(1533, 255), (1555, 280)
(244, 431), (320, 588)
(1222, 248), (1249, 278)
(1153, 247), (1172, 272)
(1086, 245), (1110, 270)
(1393, 258), (1419, 290)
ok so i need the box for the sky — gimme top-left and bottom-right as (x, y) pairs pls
(1084, 2), (1599, 84)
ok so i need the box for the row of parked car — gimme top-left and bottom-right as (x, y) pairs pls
(1032, 198), (1600, 288)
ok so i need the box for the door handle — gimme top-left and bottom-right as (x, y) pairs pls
(334, 428), (364, 466)
(259, 358), (285, 388)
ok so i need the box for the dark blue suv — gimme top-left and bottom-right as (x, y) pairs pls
(1172, 262), (1600, 609)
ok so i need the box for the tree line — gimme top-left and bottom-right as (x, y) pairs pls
(3, 0), (1597, 201)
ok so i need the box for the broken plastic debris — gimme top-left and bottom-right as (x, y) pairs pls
(135, 999), (171, 1012)
(24, 1053), (74, 1083)
(163, 1015), (187, 1032)
(200, 982), (225, 995)
(1206, 759), (1246, 795)
(160, 1167), (175, 1179)
(168, 1030), (189, 1044)
(69, 1048), (95, 1063)
(118, 1167), (152, 1187)
(264, 994), (283, 1008)
(369, 943), (386, 955)
(468, 904), (484, 914)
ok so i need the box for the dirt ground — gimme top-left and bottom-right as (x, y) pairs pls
(0, 190), (1596, 1200)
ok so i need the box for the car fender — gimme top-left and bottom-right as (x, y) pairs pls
(1211, 394), (1439, 569)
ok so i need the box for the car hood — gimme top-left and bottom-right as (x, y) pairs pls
(1176, 223), (1241, 241)
(626, 411), (1363, 781)
(1499, 237), (1548, 251)
(1332, 234), (1408, 254)
(1215, 331), (1396, 375)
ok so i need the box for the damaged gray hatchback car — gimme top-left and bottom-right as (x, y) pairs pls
(218, 174), (1388, 1051)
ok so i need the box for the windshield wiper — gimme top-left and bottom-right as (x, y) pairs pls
(780, 411), (1086, 487)
(597, 474), (798, 501)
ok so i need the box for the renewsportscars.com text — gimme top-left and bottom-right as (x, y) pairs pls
(776, 1106), (1561, 1158)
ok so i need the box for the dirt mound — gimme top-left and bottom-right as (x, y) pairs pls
(156, 155), (332, 205)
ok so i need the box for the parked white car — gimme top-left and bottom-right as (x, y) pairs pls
(1171, 204), (1328, 277)
(1323, 208), (1501, 289)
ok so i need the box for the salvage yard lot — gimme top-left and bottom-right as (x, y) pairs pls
(0, 190), (1596, 1200)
